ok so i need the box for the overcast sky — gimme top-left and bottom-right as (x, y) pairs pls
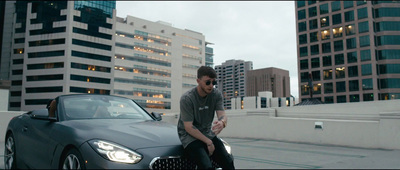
(116, 1), (299, 97)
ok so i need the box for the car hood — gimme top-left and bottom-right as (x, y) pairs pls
(59, 119), (181, 150)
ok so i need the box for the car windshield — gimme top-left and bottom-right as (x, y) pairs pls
(61, 95), (154, 120)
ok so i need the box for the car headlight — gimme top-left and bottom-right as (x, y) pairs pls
(88, 140), (142, 164)
(220, 138), (232, 154)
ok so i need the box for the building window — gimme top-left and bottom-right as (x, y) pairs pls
(320, 17), (329, 27)
(301, 84), (310, 96)
(375, 21), (400, 32)
(359, 35), (370, 47)
(358, 21), (369, 33)
(322, 42), (331, 53)
(298, 9), (306, 20)
(362, 79), (373, 90)
(357, 1), (367, 6)
(323, 69), (333, 80)
(337, 95), (347, 103)
(300, 59), (309, 70)
(335, 54), (344, 65)
(376, 35), (400, 46)
(358, 7), (368, 19)
(332, 13), (342, 25)
(336, 67), (346, 79)
(360, 49), (371, 61)
(324, 96), (334, 103)
(308, 1), (316, 5)
(376, 50), (400, 60)
(300, 72), (309, 83)
(324, 82), (333, 94)
(347, 51), (357, 63)
(298, 21), (307, 32)
(310, 44), (319, 55)
(313, 83), (322, 94)
(311, 58), (320, 68)
(321, 29), (330, 40)
(345, 24), (356, 35)
(323, 56), (332, 66)
(348, 66), (359, 77)
(343, 1), (354, 9)
(310, 32), (319, 42)
(344, 10), (354, 22)
(374, 8), (400, 18)
(363, 93), (374, 101)
(350, 94), (360, 102)
(379, 78), (400, 89)
(299, 34), (307, 44)
(309, 19), (318, 30)
(336, 81), (346, 93)
(320, 3), (329, 15)
(379, 64), (400, 74)
(331, 1), (341, 12)
(309, 6), (317, 18)
(349, 80), (359, 91)
(346, 38), (357, 49)
(312, 70), (321, 81)
(334, 40), (343, 51)
(361, 64), (372, 76)
(300, 46), (308, 57)
(297, 1), (305, 8)
(26, 86), (63, 93)
(333, 27), (343, 38)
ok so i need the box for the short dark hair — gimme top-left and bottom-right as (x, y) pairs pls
(197, 66), (217, 79)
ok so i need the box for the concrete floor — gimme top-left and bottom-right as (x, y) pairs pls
(1, 137), (400, 169)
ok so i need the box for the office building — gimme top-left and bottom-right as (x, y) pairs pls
(114, 15), (207, 114)
(295, 1), (400, 103)
(215, 59), (253, 109)
(2, 1), (116, 111)
(246, 67), (291, 98)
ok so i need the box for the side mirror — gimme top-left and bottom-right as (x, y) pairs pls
(151, 112), (162, 121)
(30, 109), (57, 122)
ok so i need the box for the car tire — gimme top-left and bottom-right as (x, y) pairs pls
(4, 133), (17, 169)
(60, 148), (86, 170)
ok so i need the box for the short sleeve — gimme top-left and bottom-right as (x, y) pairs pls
(215, 90), (224, 111)
(180, 95), (194, 122)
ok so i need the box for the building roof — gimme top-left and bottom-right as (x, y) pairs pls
(295, 98), (324, 106)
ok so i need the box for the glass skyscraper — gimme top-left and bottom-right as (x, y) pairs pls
(2, 1), (116, 111)
(295, 1), (400, 104)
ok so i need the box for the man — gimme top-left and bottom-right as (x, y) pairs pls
(177, 66), (235, 169)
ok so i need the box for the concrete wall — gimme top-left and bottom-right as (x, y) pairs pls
(2, 100), (400, 150)
(0, 89), (9, 111)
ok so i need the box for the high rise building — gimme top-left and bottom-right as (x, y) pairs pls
(2, 1), (116, 111)
(114, 16), (207, 114)
(215, 59), (253, 109)
(295, 1), (400, 104)
(205, 42), (214, 67)
(246, 67), (291, 98)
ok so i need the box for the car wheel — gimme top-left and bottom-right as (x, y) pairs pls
(4, 133), (17, 169)
(61, 148), (85, 170)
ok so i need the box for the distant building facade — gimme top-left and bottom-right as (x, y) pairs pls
(295, 1), (400, 104)
(246, 67), (291, 98)
(114, 15), (208, 114)
(215, 59), (253, 109)
(2, 1), (116, 111)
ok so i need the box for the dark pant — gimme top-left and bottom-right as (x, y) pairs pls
(184, 137), (235, 169)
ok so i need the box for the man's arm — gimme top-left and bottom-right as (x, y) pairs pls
(211, 110), (227, 135)
(183, 121), (215, 155)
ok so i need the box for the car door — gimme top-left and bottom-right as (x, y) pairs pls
(18, 113), (57, 168)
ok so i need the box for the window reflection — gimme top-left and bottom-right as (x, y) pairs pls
(345, 24), (356, 35)
(321, 29), (330, 40)
(320, 17), (329, 27)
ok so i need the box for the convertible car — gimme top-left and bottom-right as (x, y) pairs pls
(4, 94), (232, 169)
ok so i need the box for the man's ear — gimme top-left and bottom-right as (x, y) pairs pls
(196, 78), (200, 84)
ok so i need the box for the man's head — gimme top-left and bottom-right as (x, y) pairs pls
(196, 66), (217, 96)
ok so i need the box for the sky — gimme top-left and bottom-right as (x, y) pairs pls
(116, 1), (299, 98)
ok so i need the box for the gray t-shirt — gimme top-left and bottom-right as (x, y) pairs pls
(177, 87), (224, 148)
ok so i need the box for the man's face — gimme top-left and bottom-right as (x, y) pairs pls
(197, 76), (217, 95)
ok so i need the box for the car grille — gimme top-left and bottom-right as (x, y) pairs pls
(149, 156), (220, 170)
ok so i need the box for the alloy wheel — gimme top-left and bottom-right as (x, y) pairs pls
(4, 134), (16, 169)
(62, 153), (81, 169)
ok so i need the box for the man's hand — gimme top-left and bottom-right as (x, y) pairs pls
(211, 120), (224, 135)
(206, 141), (215, 156)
